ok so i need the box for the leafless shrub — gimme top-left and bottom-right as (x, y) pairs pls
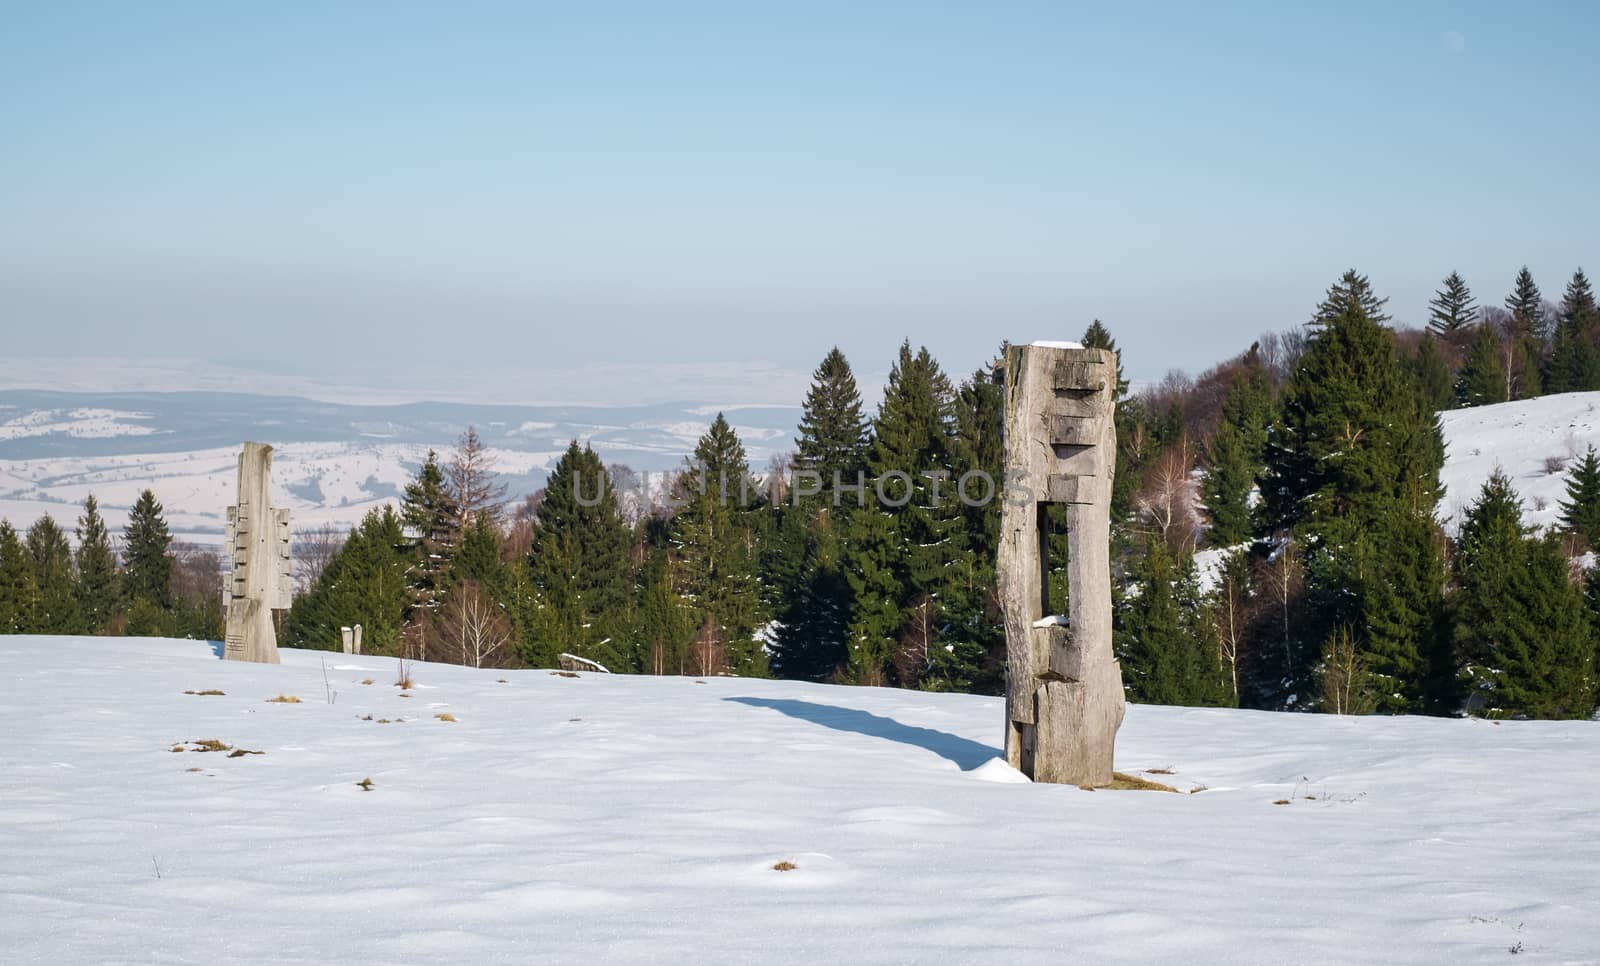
(435, 580), (512, 669)
(688, 620), (727, 677)
(293, 523), (346, 593)
(1543, 454), (1568, 475)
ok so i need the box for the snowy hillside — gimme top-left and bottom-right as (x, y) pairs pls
(1439, 391), (1600, 534)
(4, 636), (1596, 963)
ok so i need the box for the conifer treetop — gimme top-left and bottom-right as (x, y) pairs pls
(1427, 271), (1478, 336)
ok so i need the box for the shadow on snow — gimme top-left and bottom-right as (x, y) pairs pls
(725, 696), (999, 771)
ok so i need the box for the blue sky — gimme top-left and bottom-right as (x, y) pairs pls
(3, 2), (1597, 402)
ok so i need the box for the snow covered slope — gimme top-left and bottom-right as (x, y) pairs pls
(1439, 391), (1600, 534)
(3, 636), (1595, 964)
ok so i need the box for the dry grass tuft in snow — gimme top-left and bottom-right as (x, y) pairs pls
(435, 713), (457, 723)
(265, 694), (301, 704)
(180, 739), (231, 753)
(772, 861), (797, 872)
(1106, 772), (1179, 793)
(183, 689), (225, 696)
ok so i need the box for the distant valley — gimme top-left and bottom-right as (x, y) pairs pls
(0, 390), (800, 543)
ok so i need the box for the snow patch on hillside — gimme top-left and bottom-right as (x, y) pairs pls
(0, 407), (160, 441)
(1439, 391), (1600, 534)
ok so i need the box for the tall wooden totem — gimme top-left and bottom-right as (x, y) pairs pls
(999, 344), (1123, 785)
(223, 442), (291, 664)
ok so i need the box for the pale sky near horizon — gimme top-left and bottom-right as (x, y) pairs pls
(4, 2), (1598, 404)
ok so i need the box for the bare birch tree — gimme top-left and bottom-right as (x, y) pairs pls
(437, 580), (511, 669)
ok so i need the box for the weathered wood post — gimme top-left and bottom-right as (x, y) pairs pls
(223, 442), (291, 663)
(998, 343), (1123, 785)
(341, 626), (354, 655)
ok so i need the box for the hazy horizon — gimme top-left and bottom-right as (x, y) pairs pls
(5, 3), (1598, 403)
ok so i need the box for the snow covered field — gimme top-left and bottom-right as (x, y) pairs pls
(3, 636), (1595, 964)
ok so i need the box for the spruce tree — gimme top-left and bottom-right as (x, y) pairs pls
(630, 545), (693, 675)
(122, 489), (172, 608)
(1454, 324), (1508, 407)
(1546, 270), (1600, 393)
(1260, 275), (1416, 538)
(1360, 501), (1452, 712)
(1205, 362), (1275, 545)
(1408, 332), (1455, 413)
(1116, 541), (1234, 707)
(1202, 420), (1254, 545)
(671, 414), (768, 675)
(25, 515), (82, 634)
(400, 451), (460, 620)
(768, 510), (850, 681)
(280, 508), (411, 653)
(1559, 446), (1600, 547)
(1504, 266), (1548, 342)
(527, 441), (631, 669)
(1427, 271), (1478, 343)
(1082, 320), (1129, 397)
(0, 521), (32, 634)
(1259, 271), (1449, 710)
(793, 347), (870, 501)
(1456, 472), (1595, 718)
(1309, 269), (1390, 327)
(843, 342), (966, 687)
(454, 511), (504, 586)
(73, 495), (119, 633)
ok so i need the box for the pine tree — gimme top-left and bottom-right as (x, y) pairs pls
(25, 515), (82, 634)
(1260, 272), (1449, 710)
(1504, 266), (1548, 342)
(73, 495), (119, 632)
(843, 342), (967, 687)
(1545, 270), (1600, 393)
(672, 414), (767, 675)
(280, 508), (411, 653)
(0, 521), (35, 634)
(454, 511), (504, 586)
(793, 347), (870, 501)
(1427, 271), (1478, 342)
(1260, 274), (1417, 537)
(933, 361), (1007, 694)
(122, 489), (172, 608)
(768, 509), (850, 680)
(1116, 542), (1234, 707)
(526, 441), (632, 669)
(1202, 419), (1254, 545)
(1360, 501), (1451, 712)
(1309, 269), (1390, 327)
(1559, 446), (1600, 547)
(1408, 332), (1455, 413)
(1082, 320), (1129, 397)
(400, 451), (460, 620)
(630, 545), (694, 675)
(1456, 472), (1595, 718)
(1454, 324), (1508, 407)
